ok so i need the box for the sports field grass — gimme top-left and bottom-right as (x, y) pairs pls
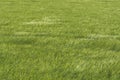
(0, 0), (120, 80)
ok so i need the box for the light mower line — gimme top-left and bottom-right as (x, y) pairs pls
(23, 16), (60, 25)
(88, 34), (120, 39)
(14, 32), (120, 40)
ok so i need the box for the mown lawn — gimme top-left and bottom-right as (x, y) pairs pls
(0, 0), (120, 80)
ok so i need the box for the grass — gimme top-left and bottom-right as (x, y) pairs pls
(0, 0), (120, 80)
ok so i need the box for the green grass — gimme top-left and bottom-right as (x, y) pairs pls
(0, 0), (120, 80)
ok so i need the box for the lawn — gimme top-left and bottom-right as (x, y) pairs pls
(0, 0), (120, 80)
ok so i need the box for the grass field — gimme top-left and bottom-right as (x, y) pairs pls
(0, 0), (120, 80)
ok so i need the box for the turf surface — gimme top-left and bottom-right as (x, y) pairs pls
(0, 0), (120, 80)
